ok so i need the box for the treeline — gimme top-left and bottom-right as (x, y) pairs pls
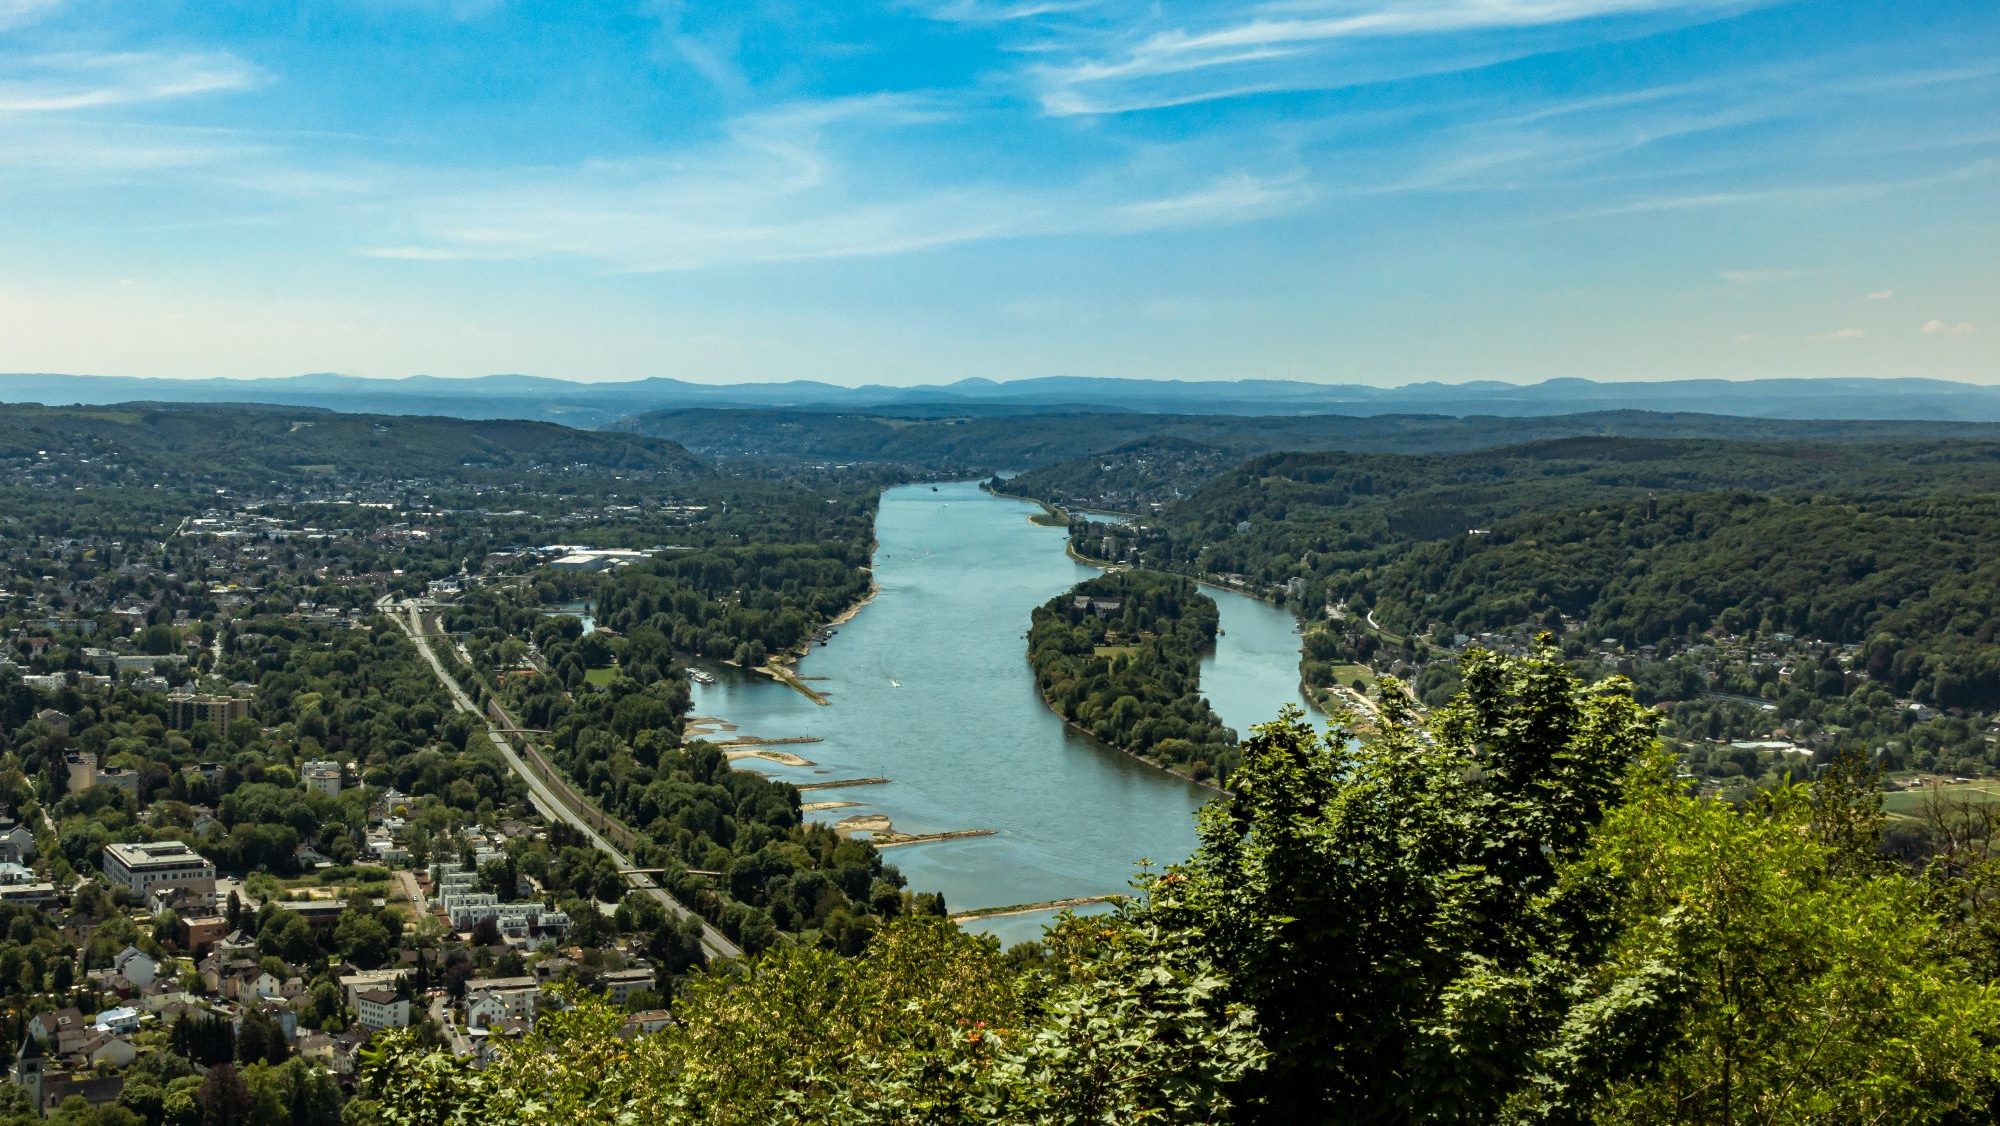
(0, 403), (708, 492)
(1368, 493), (2000, 709)
(1053, 438), (2000, 595)
(629, 404), (2000, 473)
(354, 650), (2000, 1124)
(1027, 571), (1236, 783)
(595, 543), (874, 666)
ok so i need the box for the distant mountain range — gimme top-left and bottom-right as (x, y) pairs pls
(4, 372), (1999, 426)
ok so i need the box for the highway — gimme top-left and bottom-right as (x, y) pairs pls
(386, 597), (743, 960)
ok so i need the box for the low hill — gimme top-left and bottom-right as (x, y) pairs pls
(627, 406), (2000, 476)
(0, 402), (709, 490)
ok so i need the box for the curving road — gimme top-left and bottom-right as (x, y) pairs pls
(386, 597), (742, 960)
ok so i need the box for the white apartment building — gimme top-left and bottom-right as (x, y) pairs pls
(102, 841), (215, 899)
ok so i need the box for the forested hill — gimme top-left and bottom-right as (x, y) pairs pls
(1027, 571), (1237, 783)
(1066, 438), (2000, 584)
(621, 405), (2000, 475)
(1042, 436), (2000, 773)
(0, 402), (709, 489)
(1007, 427), (2000, 513)
(1369, 493), (2000, 708)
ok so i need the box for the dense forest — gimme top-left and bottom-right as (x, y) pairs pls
(1026, 571), (1237, 783)
(1028, 438), (2000, 584)
(0, 403), (708, 491)
(354, 649), (2000, 1124)
(1011, 439), (2000, 773)
(1369, 494), (2000, 678)
(626, 404), (2000, 474)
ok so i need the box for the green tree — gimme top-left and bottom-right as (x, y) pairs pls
(1548, 761), (2000, 1124)
(1146, 647), (1656, 1120)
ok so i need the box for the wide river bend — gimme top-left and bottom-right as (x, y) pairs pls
(688, 481), (1318, 944)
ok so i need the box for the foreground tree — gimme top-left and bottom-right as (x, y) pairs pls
(1549, 761), (2000, 1124)
(1145, 646), (1656, 1120)
(354, 648), (2000, 1123)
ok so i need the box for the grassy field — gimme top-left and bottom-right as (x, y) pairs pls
(1093, 644), (1140, 659)
(1331, 663), (1378, 690)
(1882, 780), (2000, 817)
(584, 666), (618, 686)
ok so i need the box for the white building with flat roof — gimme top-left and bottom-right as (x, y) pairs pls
(102, 841), (215, 899)
(300, 760), (343, 797)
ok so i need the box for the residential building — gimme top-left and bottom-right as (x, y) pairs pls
(101, 841), (215, 899)
(0, 882), (57, 908)
(92, 1008), (141, 1036)
(300, 760), (343, 797)
(178, 914), (229, 954)
(600, 968), (656, 1006)
(0, 821), (33, 864)
(166, 693), (250, 731)
(110, 947), (156, 989)
(354, 988), (410, 1032)
(338, 969), (409, 1010)
(463, 977), (541, 1030)
(621, 1010), (673, 1038)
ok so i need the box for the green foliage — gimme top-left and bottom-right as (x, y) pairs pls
(1552, 763), (2000, 1124)
(1145, 647), (1657, 1120)
(356, 650), (2000, 1122)
(359, 913), (1262, 1124)
(1027, 571), (1237, 781)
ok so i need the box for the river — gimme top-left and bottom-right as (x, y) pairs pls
(688, 481), (1317, 945)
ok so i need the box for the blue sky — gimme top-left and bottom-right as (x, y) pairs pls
(0, 0), (1993, 385)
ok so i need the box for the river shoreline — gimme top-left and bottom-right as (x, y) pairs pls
(1032, 675), (1232, 795)
(742, 578), (882, 704)
(994, 483), (1336, 728)
(686, 481), (1220, 927)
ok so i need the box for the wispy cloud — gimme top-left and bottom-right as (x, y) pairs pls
(0, 51), (263, 114)
(1575, 159), (1997, 217)
(359, 246), (509, 262)
(356, 98), (1313, 271)
(1718, 268), (1803, 285)
(909, 0), (1099, 23)
(1027, 0), (1771, 115)
(1867, 289), (1894, 300)
(1922, 318), (1976, 336)
(1807, 327), (1867, 342)
(0, 0), (62, 31)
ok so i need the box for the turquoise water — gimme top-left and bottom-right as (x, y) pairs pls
(689, 481), (1314, 946)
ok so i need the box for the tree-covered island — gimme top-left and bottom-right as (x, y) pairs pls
(1027, 571), (1238, 784)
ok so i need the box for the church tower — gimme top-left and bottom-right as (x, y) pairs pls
(11, 1033), (43, 1115)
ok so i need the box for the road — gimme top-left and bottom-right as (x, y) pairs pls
(394, 869), (428, 916)
(429, 994), (473, 1057)
(386, 597), (742, 960)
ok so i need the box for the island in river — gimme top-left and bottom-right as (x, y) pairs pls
(1028, 570), (1238, 786)
(687, 481), (1320, 944)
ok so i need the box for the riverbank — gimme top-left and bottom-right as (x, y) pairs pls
(949, 894), (1128, 923)
(681, 481), (1213, 932)
(1034, 677), (1231, 795)
(740, 578), (880, 705)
